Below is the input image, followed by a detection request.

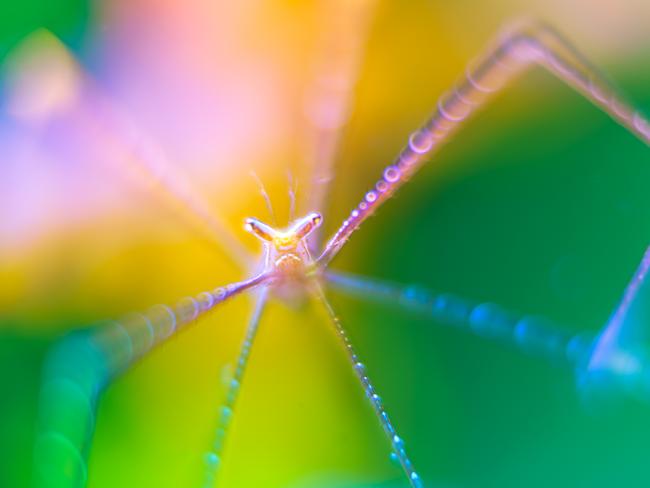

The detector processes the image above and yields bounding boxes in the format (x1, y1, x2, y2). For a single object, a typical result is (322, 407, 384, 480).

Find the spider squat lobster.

(34, 20, 650, 488)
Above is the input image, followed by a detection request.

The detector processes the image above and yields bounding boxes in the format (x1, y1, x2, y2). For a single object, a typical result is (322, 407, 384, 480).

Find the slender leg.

(299, 0, 377, 252)
(96, 272, 271, 377)
(10, 31, 252, 268)
(584, 244, 650, 401)
(324, 270, 594, 367)
(202, 287, 269, 488)
(33, 272, 270, 488)
(326, 259, 650, 405)
(81, 87, 253, 269)
(318, 20, 650, 266)
(311, 281, 423, 488)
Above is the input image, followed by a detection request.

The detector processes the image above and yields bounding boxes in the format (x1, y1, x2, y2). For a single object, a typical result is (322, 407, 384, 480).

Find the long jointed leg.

(324, 270, 594, 367)
(584, 244, 650, 400)
(33, 273, 269, 488)
(318, 20, 650, 266)
(311, 282, 423, 488)
(300, 0, 377, 252)
(202, 287, 269, 488)
(104, 272, 271, 377)
(11, 33, 252, 269)
(83, 94, 253, 269)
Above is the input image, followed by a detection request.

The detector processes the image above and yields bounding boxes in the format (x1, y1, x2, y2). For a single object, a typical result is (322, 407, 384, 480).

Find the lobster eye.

(244, 217, 275, 242)
(294, 212, 323, 240)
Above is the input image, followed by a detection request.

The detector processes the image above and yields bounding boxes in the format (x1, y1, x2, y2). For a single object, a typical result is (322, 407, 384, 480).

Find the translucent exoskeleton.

(34, 18, 650, 488)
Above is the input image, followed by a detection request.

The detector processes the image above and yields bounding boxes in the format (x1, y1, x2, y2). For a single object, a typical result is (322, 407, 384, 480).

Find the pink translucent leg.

(318, 20, 650, 266)
(33, 272, 270, 488)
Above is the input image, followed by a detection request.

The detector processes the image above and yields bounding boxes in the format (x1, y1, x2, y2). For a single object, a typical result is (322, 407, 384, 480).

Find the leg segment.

(318, 20, 650, 266)
(324, 270, 594, 367)
(202, 287, 269, 488)
(9, 32, 252, 268)
(311, 281, 423, 488)
(583, 244, 650, 402)
(82, 87, 253, 269)
(299, 0, 377, 252)
(33, 272, 270, 488)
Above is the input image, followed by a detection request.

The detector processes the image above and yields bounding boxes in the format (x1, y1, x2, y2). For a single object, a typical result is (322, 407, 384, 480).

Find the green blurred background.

(2, 0, 650, 487)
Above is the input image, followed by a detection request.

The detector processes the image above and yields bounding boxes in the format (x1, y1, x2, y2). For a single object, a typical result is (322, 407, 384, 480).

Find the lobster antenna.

(250, 170, 277, 225)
